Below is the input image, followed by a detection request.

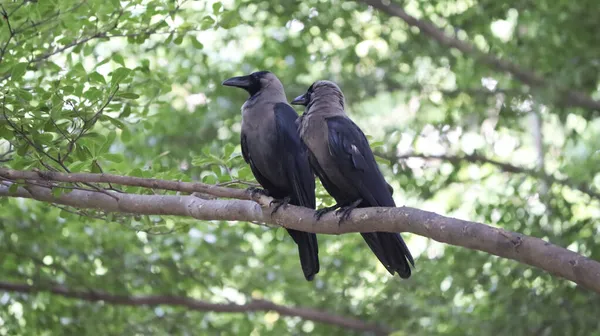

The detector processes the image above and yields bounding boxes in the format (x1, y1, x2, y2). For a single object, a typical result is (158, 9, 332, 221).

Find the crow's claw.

(246, 187, 269, 199)
(270, 196, 291, 215)
(335, 199, 363, 224)
(314, 204, 341, 220)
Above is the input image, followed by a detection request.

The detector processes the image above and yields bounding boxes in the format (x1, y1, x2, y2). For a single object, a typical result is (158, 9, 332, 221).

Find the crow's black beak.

(291, 93, 308, 106)
(222, 75, 252, 89)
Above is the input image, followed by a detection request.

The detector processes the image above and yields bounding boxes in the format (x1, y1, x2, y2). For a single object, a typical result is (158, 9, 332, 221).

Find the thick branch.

(1, 179, 599, 295)
(359, 0, 600, 111)
(385, 153, 600, 200)
(0, 280, 389, 335)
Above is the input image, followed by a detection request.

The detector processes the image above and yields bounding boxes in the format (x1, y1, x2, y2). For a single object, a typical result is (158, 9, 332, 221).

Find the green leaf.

(89, 72, 106, 84)
(191, 156, 209, 166)
(129, 168, 144, 177)
(72, 43, 84, 53)
(83, 132, 107, 149)
(34, 132, 55, 144)
(237, 166, 252, 180)
(120, 105, 132, 118)
(58, 210, 70, 219)
(371, 141, 384, 149)
(104, 116, 126, 130)
(121, 126, 131, 143)
(68, 160, 89, 172)
(223, 143, 236, 160)
(202, 172, 218, 184)
(374, 155, 390, 165)
(113, 54, 125, 66)
(103, 153, 123, 163)
(219, 11, 239, 29)
(11, 63, 28, 80)
(212, 2, 222, 12)
(164, 32, 174, 44)
(46, 62, 62, 72)
(99, 130, 117, 154)
(75, 145, 92, 161)
(83, 88, 103, 101)
(8, 183, 19, 194)
(190, 37, 204, 49)
(62, 85, 75, 94)
(173, 35, 184, 45)
(95, 57, 111, 68)
(0, 125, 12, 140)
(201, 16, 216, 30)
(90, 160, 102, 173)
(52, 187, 64, 198)
(71, 63, 87, 76)
(15, 89, 33, 102)
(111, 67, 132, 86)
(16, 144, 29, 156)
(117, 92, 140, 99)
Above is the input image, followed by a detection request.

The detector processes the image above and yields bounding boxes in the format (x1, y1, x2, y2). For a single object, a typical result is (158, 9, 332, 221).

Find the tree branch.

(359, 0, 600, 111)
(385, 82, 521, 99)
(0, 1, 195, 82)
(0, 167, 250, 200)
(1, 170, 599, 295)
(383, 152, 600, 200)
(0, 280, 390, 335)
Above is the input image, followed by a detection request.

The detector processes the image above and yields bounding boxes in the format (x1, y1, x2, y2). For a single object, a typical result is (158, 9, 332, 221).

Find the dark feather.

(241, 133, 279, 193)
(325, 116, 414, 278)
(242, 102, 320, 280)
(326, 116, 394, 207)
(228, 71, 319, 281)
(274, 103, 316, 209)
(273, 103, 320, 280)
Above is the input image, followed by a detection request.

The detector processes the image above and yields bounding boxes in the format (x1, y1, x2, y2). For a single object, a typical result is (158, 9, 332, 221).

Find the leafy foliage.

(0, 0, 599, 335)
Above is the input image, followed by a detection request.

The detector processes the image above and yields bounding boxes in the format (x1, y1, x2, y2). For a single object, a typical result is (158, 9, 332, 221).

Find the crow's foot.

(246, 187, 269, 199)
(314, 204, 341, 220)
(335, 199, 363, 224)
(270, 196, 292, 215)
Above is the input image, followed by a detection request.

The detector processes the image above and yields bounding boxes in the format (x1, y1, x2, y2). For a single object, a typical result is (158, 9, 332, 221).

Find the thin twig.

(381, 152, 600, 200)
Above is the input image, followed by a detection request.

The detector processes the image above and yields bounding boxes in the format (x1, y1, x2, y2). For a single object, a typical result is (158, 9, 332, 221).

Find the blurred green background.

(1, 0, 599, 334)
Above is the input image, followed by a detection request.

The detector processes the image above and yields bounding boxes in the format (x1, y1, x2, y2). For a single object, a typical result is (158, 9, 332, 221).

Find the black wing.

(326, 116, 394, 207)
(274, 103, 316, 209)
(241, 133, 279, 194)
(326, 116, 414, 278)
(273, 103, 319, 280)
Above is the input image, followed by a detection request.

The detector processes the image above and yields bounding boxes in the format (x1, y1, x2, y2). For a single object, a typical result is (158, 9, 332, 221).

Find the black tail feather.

(361, 232, 414, 278)
(286, 228, 320, 281)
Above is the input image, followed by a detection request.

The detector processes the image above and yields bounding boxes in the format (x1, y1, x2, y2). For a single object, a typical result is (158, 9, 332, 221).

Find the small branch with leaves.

(0, 280, 390, 335)
(377, 152, 600, 200)
(359, 0, 600, 112)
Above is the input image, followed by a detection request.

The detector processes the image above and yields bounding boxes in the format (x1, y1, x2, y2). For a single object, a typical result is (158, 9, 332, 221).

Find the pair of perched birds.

(223, 71, 414, 281)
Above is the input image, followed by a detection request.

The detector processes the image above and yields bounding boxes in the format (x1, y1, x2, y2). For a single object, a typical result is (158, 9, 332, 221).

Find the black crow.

(223, 71, 320, 280)
(291, 80, 414, 278)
